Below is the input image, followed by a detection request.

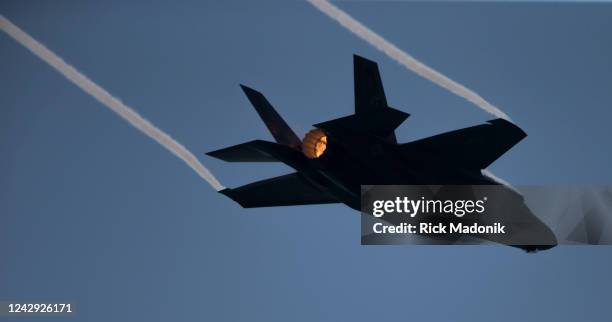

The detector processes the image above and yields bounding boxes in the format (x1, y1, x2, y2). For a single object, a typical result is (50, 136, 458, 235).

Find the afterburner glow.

(302, 129, 327, 159)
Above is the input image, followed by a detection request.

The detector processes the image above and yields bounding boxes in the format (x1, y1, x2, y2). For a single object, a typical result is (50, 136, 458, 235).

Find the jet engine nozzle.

(302, 129, 327, 159)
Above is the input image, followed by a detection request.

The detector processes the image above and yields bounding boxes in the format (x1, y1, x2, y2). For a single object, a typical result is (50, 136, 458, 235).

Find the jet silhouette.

(207, 55, 557, 251)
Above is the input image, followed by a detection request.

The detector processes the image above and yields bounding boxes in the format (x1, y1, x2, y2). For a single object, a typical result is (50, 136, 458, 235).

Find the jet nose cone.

(518, 243, 557, 253)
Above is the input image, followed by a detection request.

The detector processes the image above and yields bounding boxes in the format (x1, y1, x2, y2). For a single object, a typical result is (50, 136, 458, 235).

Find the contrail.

(306, 0, 512, 121)
(0, 15, 225, 191)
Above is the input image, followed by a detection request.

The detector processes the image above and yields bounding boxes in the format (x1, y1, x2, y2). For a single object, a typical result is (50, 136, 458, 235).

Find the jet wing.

(220, 172, 338, 208)
(401, 119, 526, 169)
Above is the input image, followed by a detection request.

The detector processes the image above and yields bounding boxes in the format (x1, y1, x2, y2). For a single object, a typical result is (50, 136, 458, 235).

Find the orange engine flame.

(302, 129, 327, 159)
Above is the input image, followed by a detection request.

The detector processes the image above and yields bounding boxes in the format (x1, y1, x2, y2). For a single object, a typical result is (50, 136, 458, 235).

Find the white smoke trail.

(0, 15, 225, 191)
(306, 0, 512, 122)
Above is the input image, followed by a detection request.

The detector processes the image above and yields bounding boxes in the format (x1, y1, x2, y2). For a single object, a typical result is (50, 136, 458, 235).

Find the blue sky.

(1, 1, 612, 321)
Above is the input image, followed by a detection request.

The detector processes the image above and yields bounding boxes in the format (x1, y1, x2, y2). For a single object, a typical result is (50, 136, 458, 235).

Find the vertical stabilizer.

(353, 55, 398, 143)
(354, 54, 388, 114)
(240, 84, 302, 149)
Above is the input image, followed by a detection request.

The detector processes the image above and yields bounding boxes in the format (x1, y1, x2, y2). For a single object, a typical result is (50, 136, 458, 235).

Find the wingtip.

(218, 188, 249, 208)
(219, 187, 238, 201)
(487, 118, 527, 139)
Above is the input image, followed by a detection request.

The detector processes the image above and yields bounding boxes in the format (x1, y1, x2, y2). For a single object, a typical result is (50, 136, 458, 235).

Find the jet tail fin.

(354, 54, 388, 114)
(240, 85, 302, 149)
(352, 55, 405, 143)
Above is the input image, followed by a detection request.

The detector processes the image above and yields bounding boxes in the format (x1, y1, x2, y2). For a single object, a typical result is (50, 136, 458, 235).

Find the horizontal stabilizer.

(220, 172, 338, 208)
(206, 140, 280, 162)
(207, 140, 309, 171)
(401, 119, 526, 169)
(314, 107, 409, 139)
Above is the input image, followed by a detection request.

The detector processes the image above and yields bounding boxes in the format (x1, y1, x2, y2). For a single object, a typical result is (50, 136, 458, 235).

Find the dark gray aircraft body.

(208, 55, 557, 251)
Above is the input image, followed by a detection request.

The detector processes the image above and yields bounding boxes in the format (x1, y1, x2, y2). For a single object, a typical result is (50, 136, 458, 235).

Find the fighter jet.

(207, 55, 557, 251)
